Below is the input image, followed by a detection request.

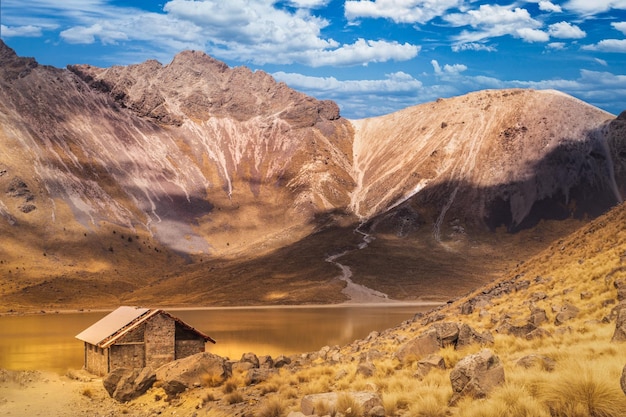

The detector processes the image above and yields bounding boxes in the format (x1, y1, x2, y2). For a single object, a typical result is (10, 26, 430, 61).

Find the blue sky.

(1, 1, 625, 119)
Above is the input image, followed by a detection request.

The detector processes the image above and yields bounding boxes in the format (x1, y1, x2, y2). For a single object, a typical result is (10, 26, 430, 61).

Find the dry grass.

(255, 396, 288, 417)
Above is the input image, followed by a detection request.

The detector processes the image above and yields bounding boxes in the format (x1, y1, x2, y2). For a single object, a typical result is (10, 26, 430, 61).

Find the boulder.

(356, 362, 376, 378)
(431, 322, 460, 346)
(496, 320, 537, 338)
(612, 307, 626, 342)
(156, 352, 230, 397)
(301, 392, 383, 416)
(395, 329, 440, 363)
(615, 278, 626, 302)
(415, 354, 446, 378)
(245, 368, 276, 385)
(240, 352, 260, 368)
(449, 349, 505, 405)
(621, 365, 626, 395)
(528, 308, 548, 326)
(457, 323, 494, 348)
(516, 354, 556, 371)
(274, 355, 292, 368)
(103, 367, 156, 402)
(555, 303, 579, 325)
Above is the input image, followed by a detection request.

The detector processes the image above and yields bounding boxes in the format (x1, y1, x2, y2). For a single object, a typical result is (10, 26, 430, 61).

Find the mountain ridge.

(0, 40, 624, 310)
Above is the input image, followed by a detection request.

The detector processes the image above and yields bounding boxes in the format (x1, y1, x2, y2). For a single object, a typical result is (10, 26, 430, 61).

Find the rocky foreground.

(2, 203, 626, 416)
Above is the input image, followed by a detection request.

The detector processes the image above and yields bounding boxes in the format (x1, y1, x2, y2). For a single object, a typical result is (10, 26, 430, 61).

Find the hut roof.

(75, 306, 215, 348)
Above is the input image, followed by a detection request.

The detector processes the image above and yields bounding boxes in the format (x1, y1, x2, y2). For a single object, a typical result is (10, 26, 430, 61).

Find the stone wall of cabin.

(84, 343, 109, 376)
(108, 323, 146, 371)
(144, 313, 175, 369)
(174, 324, 206, 359)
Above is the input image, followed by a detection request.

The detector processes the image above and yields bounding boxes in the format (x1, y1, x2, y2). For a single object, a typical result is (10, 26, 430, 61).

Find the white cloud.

(446, 5, 547, 43)
(297, 39, 420, 67)
(431, 59, 467, 75)
(161, 0, 418, 66)
(60, 23, 128, 45)
(582, 39, 626, 53)
(564, 0, 626, 16)
(0, 24, 43, 37)
(516, 28, 550, 42)
(538, 1, 562, 13)
(451, 42, 497, 52)
(286, 0, 331, 8)
(612, 22, 626, 35)
(546, 42, 566, 50)
(345, 0, 464, 24)
(594, 58, 608, 66)
(273, 70, 423, 93)
(548, 21, 586, 39)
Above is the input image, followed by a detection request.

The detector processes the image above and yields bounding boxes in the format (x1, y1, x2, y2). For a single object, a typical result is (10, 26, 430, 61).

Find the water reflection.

(0, 304, 435, 373)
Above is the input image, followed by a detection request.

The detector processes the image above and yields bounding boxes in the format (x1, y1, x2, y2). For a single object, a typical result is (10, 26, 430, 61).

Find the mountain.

(0, 40, 624, 311)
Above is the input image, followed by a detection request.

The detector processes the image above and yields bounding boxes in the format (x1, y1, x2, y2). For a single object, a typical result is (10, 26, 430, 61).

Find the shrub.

(256, 396, 287, 417)
(225, 391, 244, 405)
(539, 365, 626, 417)
(336, 393, 364, 417)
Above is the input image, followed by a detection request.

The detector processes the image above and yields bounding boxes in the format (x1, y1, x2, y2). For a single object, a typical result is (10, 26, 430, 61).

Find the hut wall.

(144, 313, 175, 369)
(174, 324, 205, 359)
(84, 343, 109, 376)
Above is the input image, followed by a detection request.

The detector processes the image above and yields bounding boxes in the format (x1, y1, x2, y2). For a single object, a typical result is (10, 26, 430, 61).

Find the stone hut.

(76, 306, 215, 376)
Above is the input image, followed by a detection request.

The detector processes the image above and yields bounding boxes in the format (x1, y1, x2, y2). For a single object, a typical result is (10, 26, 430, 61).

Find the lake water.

(0, 304, 437, 373)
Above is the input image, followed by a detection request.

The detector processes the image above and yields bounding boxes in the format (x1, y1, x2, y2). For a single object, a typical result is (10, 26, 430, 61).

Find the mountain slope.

(0, 40, 624, 311)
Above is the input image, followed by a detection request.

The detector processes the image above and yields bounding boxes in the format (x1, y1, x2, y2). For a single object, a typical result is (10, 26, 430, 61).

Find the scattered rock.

(516, 354, 556, 371)
(395, 329, 440, 363)
(356, 362, 376, 378)
(103, 367, 156, 402)
(457, 323, 494, 348)
(528, 308, 548, 326)
(612, 307, 626, 342)
(240, 352, 260, 368)
(555, 303, 580, 325)
(156, 352, 230, 397)
(449, 349, 505, 405)
(415, 354, 446, 379)
(300, 392, 383, 416)
(274, 355, 292, 368)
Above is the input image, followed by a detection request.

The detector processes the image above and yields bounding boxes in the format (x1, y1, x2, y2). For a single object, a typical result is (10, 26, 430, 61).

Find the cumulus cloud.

(297, 39, 420, 67)
(160, 0, 419, 66)
(0, 24, 43, 37)
(446, 5, 547, 43)
(548, 21, 586, 39)
(431, 59, 468, 75)
(60, 24, 128, 45)
(273, 70, 423, 93)
(345, 0, 464, 24)
(564, 0, 626, 15)
(582, 39, 626, 52)
(546, 42, 566, 50)
(538, 1, 562, 13)
(612, 22, 626, 35)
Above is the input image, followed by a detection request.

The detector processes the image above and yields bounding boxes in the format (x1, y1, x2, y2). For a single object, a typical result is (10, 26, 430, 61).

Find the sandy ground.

(0, 368, 209, 417)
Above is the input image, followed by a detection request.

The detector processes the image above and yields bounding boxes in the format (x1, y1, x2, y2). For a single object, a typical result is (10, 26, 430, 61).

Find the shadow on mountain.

(368, 122, 626, 236)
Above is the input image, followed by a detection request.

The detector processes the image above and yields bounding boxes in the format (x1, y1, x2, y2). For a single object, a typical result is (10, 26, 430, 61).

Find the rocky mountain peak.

(69, 50, 341, 127)
(0, 40, 38, 81)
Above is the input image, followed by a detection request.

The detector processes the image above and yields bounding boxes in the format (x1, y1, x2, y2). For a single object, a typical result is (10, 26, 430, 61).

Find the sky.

(1, 1, 625, 119)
